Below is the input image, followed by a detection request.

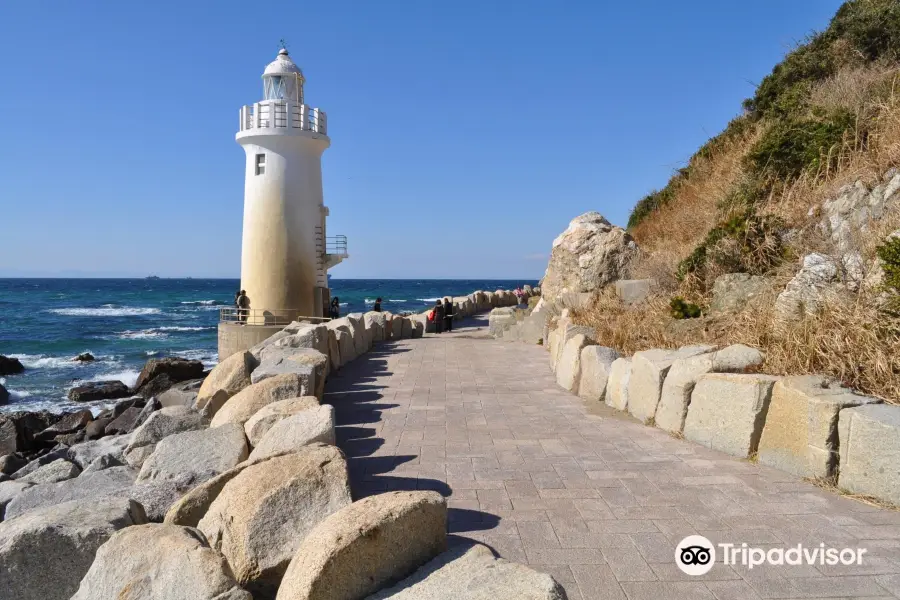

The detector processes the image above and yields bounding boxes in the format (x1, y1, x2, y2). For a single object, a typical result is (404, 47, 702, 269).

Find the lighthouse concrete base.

(217, 322, 285, 362)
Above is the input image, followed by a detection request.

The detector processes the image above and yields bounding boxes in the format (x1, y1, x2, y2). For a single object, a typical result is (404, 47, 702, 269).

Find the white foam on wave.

(417, 298, 441, 303)
(82, 369, 140, 388)
(173, 349, 218, 368)
(49, 307, 161, 317)
(180, 300, 218, 305)
(388, 299, 407, 303)
(8, 353, 90, 370)
(158, 326, 214, 332)
(118, 330, 168, 340)
(8, 389, 32, 399)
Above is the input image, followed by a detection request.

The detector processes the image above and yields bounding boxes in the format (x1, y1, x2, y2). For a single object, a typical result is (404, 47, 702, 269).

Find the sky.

(0, 0, 846, 279)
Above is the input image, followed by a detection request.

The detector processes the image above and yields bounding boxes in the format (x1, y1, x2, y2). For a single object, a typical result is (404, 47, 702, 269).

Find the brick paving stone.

(327, 314, 900, 598)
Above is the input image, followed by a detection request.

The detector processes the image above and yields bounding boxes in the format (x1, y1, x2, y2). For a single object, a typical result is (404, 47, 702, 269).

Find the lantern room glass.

(263, 74, 303, 104)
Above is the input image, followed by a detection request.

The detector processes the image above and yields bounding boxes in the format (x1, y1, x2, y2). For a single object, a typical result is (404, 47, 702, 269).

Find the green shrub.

(876, 235, 900, 312)
(745, 108, 857, 180)
(628, 185, 677, 229)
(676, 211, 785, 281)
(670, 296, 702, 319)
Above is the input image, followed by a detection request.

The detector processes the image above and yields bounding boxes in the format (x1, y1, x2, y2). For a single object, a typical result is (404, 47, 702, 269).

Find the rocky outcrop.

(134, 357, 205, 392)
(196, 350, 257, 411)
(72, 352, 95, 362)
(838, 404, 900, 504)
(158, 378, 204, 408)
(369, 544, 566, 600)
(244, 396, 320, 447)
(710, 273, 772, 314)
(70, 523, 251, 600)
(16, 459, 81, 485)
(277, 491, 447, 600)
(758, 376, 879, 478)
(773, 253, 841, 324)
(34, 409, 93, 442)
(5, 466, 136, 520)
(540, 212, 639, 303)
(210, 373, 307, 428)
(0, 383, 9, 405)
(0, 497, 147, 600)
(67, 380, 131, 403)
(0, 355, 25, 375)
(248, 405, 335, 462)
(683, 373, 780, 458)
(136, 423, 248, 484)
(0, 480, 32, 519)
(199, 445, 352, 597)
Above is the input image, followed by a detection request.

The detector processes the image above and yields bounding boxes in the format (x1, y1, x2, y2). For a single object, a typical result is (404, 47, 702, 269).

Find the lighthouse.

(219, 47, 347, 360)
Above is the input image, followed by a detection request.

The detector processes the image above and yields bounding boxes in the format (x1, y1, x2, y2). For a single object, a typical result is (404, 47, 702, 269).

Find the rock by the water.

(277, 491, 447, 600)
(136, 372, 178, 399)
(0, 480, 32, 519)
(72, 352, 95, 362)
(5, 466, 137, 520)
(199, 445, 352, 597)
(84, 417, 112, 440)
(66, 434, 130, 469)
(0, 497, 147, 600)
(244, 396, 320, 446)
(35, 409, 93, 441)
(124, 405, 208, 469)
(540, 212, 639, 302)
(0, 383, 8, 405)
(0, 411, 62, 455)
(248, 404, 335, 462)
(134, 357, 204, 392)
(368, 543, 566, 600)
(103, 406, 143, 435)
(82, 452, 124, 473)
(10, 449, 69, 480)
(68, 380, 130, 403)
(127, 474, 197, 522)
(136, 423, 248, 484)
(158, 377, 204, 408)
(0, 454, 28, 475)
(0, 355, 25, 375)
(70, 523, 251, 600)
(210, 373, 306, 428)
(197, 351, 257, 410)
(252, 346, 327, 399)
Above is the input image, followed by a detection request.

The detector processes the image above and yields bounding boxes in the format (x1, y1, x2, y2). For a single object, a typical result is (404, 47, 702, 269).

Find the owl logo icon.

(676, 535, 715, 575)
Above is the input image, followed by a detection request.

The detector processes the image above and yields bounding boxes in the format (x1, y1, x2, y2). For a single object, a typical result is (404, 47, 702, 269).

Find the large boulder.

(244, 396, 320, 446)
(16, 459, 81, 485)
(158, 378, 204, 408)
(276, 491, 447, 600)
(758, 376, 879, 479)
(196, 351, 257, 411)
(710, 273, 771, 314)
(66, 434, 130, 469)
(345, 313, 368, 356)
(555, 334, 593, 393)
(0, 480, 32, 519)
(199, 445, 352, 597)
(0, 355, 25, 376)
(838, 404, 900, 504)
(0, 382, 7, 405)
(654, 344, 765, 435)
(11, 449, 70, 480)
(369, 543, 566, 600)
(5, 466, 137, 520)
(773, 253, 841, 325)
(210, 373, 307, 428)
(124, 405, 209, 469)
(248, 405, 335, 462)
(35, 409, 93, 442)
(0, 497, 147, 600)
(134, 357, 205, 392)
(540, 212, 639, 303)
(577, 346, 621, 402)
(683, 373, 780, 458)
(627, 345, 716, 424)
(488, 308, 517, 338)
(605, 357, 632, 411)
(67, 380, 130, 403)
(0, 411, 60, 455)
(252, 347, 327, 399)
(364, 311, 388, 343)
(127, 475, 197, 522)
(70, 523, 252, 600)
(325, 323, 356, 370)
(137, 423, 248, 484)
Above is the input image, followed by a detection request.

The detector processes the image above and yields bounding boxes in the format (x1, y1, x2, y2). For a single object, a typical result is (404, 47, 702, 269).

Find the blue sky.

(0, 1, 844, 279)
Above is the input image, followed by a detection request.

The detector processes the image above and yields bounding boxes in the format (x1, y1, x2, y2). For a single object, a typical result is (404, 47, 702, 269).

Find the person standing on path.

(329, 297, 340, 319)
(433, 299, 445, 334)
(237, 290, 250, 323)
(442, 298, 454, 333)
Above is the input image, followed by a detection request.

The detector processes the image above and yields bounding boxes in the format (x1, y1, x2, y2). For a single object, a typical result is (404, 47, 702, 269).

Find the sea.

(0, 278, 537, 414)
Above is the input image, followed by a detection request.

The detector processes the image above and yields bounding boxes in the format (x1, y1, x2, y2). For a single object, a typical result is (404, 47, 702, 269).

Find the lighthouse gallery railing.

(239, 101, 327, 135)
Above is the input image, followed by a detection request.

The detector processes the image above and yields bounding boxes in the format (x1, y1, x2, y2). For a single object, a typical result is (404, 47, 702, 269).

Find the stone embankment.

(489, 208, 900, 509)
(0, 286, 559, 600)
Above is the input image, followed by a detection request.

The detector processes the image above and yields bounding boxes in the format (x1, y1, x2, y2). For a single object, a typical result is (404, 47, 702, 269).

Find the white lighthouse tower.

(219, 47, 347, 360)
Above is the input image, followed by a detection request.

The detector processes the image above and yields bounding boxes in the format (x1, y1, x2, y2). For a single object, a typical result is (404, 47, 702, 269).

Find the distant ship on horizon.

(146, 275, 160, 280)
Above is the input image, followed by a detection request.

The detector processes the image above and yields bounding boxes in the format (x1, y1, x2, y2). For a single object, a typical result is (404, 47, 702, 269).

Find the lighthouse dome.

(264, 48, 304, 78)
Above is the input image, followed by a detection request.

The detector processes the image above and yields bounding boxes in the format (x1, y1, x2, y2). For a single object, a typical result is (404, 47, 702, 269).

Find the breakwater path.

(326, 314, 900, 600)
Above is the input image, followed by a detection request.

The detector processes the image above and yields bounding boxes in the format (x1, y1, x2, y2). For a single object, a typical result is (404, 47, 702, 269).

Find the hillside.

(574, 0, 900, 402)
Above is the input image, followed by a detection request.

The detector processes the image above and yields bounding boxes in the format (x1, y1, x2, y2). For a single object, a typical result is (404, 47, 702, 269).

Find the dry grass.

(806, 475, 900, 511)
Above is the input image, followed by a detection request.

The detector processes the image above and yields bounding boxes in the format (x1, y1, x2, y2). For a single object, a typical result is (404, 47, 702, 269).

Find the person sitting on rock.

(442, 298, 454, 333)
(373, 298, 383, 312)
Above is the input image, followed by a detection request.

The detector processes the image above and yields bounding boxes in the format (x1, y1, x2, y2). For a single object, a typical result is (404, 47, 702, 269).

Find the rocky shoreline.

(0, 286, 557, 600)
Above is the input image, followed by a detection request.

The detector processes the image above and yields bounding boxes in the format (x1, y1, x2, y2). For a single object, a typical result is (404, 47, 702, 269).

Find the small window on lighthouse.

(255, 154, 266, 175)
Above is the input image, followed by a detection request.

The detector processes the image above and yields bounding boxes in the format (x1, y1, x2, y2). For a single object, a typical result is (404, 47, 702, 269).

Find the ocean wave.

(158, 326, 214, 332)
(118, 330, 168, 340)
(7, 389, 31, 399)
(364, 299, 375, 305)
(83, 370, 140, 388)
(388, 300, 407, 303)
(417, 298, 441, 303)
(8, 353, 92, 370)
(180, 300, 219, 305)
(172, 349, 218, 368)
(49, 307, 162, 317)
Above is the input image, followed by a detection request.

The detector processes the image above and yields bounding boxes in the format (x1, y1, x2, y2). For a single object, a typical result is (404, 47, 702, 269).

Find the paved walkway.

(325, 315, 900, 600)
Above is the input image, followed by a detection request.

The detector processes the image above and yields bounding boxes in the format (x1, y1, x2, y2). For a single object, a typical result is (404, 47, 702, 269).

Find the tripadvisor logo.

(675, 535, 868, 576)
